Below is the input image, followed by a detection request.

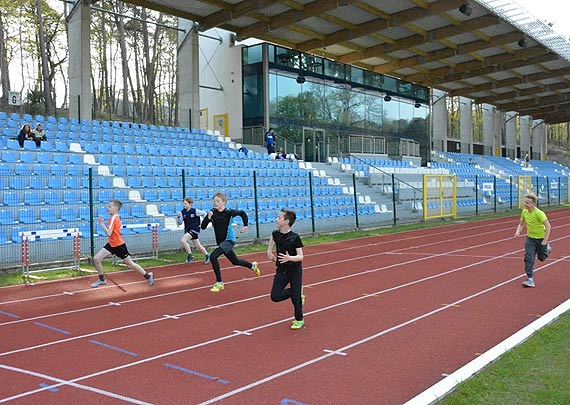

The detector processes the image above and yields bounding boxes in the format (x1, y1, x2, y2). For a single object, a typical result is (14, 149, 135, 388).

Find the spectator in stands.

(31, 123, 47, 147)
(18, 124, 33, 148)
(267, 208, 306, 330)
(276, 147, 287, 160)
(265, 127, 276, 154)
(513, 192, 551, 288)
(176, 197, 210, 264)
(200, 192, 260, 292)
(90, 199, 154, 288)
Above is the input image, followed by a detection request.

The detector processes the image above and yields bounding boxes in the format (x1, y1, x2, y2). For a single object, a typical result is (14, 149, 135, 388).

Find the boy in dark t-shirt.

(201, 192, 261, 292)
(267, 209, 305, 330)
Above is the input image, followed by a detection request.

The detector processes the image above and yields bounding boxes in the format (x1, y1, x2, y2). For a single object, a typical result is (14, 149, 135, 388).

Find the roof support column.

(431, 90, 447, 152)
(505, 112, 517, 160)
(532, 121, 546, 160)
(177, 19, 200, 129)
(67, 0, 92, 121)
(493, 109, 503, 156)
(520, 116, 531, 158)
(459, 97, 472, 154)
(482, 104, 495, 155)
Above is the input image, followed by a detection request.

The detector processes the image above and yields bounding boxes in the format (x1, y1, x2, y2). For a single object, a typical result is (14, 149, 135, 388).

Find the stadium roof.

(123, 0, 570, 124)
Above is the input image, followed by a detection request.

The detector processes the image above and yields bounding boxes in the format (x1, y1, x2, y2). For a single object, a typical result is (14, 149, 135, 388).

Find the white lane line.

(0, 223, 540, 328)
(4, 232, 570, 357)
(0, 215, 541, 307)
(0, 364, 152, 404)
(3, 255, 566, 403)
(198, 257, 569, 405)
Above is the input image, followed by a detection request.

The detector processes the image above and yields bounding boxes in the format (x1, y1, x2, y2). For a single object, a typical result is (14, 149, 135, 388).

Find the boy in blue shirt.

(176, 197, 210, 264)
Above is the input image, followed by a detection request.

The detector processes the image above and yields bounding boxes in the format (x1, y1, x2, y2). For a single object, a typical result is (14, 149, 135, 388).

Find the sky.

(511, 0, 570, 38)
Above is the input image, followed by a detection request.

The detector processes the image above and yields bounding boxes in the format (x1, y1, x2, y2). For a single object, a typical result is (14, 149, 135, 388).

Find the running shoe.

(186, 254, 194, 263)
(147, 272, 155, 287)
(522, 279, 535, 288)
(91, 279, 107, 288)
(290, 320, 305, 330)
(204, 254, 211, 265)
(251, 261, 261, 276)
(210, 282, 225, 292)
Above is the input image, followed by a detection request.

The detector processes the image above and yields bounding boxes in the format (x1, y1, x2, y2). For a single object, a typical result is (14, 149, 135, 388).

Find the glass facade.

(243, 43, 431, 164)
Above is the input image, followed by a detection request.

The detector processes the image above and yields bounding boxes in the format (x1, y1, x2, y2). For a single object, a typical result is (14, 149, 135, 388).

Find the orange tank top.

(108, 214, 125, 247)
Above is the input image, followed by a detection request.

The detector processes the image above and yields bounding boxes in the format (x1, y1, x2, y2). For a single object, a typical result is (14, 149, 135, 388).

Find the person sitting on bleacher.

(18, 123, 34, 148)
(31, 123, 47, 147)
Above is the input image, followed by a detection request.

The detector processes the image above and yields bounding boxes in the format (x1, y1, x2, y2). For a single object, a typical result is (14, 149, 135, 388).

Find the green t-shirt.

(521, 208, 548, 238)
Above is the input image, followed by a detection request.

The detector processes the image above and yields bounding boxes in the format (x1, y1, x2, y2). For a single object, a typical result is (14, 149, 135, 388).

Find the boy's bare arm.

(542, 219, 551, 244)
(267, 235, 276, 261)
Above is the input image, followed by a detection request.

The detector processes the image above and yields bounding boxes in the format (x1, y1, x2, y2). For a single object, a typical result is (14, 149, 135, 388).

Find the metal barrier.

(119, 223, 160, 261)
(20, 228, 81, 279)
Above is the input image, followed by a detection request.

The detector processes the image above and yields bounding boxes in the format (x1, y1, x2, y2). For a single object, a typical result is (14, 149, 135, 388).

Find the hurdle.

(20, 228, 81, 279)
(118, 223, 160, 261)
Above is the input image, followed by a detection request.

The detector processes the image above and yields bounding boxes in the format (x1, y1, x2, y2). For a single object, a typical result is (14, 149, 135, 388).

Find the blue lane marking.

(33, 322, 71, 335)
(0, 310, 20, 319)
(89, 340, 138, 356)
(164, 363, 229, 384)
(39, 383, 59, 393)
(281, 399, 308, 405)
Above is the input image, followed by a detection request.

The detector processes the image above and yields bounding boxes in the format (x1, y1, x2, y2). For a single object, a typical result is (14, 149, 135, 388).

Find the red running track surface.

(1, 209, 569, 404)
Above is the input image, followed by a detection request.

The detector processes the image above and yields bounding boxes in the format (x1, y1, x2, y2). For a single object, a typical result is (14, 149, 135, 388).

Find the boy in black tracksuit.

(201, 192, 261, 292)
(267, 209, 305, 330)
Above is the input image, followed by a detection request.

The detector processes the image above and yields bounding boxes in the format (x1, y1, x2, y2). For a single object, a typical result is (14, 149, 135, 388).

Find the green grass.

(1, 207, 568, 404)
(439, 311, 570, 404)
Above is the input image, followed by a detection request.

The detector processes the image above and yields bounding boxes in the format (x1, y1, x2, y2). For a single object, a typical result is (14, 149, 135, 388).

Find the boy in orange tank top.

(91, 200, 154, 288)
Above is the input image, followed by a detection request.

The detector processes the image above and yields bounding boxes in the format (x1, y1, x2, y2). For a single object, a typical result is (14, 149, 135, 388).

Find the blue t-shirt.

(179, 207, 206, 234)
(265, 131, 274, 146)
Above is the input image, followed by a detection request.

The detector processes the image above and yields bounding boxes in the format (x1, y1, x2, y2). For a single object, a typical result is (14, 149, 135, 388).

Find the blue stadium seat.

(60, 206, 77, 222)
(18, 208, 38, 224)
(0, 229, 10, 245)
(62, 190, 78, 204)
(15, 164, 31, 176)
(24, 191, 43, 206)
(9, 177, 26, 190)
(47, 177, 63, 189)
(159, 203, 176, 216)
(1, 150, 18, 163)
(97, 190, 112, 203)
(40, 207, 61, 223)
(79, 206, 91, 220)
(143, 190, 158, 201)
(2, 191, 21, 206)
(19, 151, 35, 163)
(12, 227, 26, 243)
(0, 210, 16, 225)
(130, 205, 145, 218)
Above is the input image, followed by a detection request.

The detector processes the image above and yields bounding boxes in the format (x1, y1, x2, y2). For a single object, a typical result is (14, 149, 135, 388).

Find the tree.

(0, 10, 11, 102)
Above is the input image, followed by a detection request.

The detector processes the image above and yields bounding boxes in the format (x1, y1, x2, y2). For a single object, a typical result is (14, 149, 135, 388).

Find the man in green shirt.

(514, 193, 551, 288)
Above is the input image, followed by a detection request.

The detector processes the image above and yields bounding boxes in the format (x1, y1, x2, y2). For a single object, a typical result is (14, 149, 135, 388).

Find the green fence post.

(309, 171, 315, 234)
(253, 171, 259, 239)
(391, 174, 397, 226)
(352, 172, 359, 229)
(88, 167, 95, 261)
(182, 169, 186, 199)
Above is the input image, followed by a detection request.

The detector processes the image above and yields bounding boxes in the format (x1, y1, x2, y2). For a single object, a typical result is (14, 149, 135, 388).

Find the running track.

(1, 210, 569, 404)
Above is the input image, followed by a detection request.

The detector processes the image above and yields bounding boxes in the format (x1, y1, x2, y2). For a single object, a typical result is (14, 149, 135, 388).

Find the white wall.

(199, 29, 243, 140)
